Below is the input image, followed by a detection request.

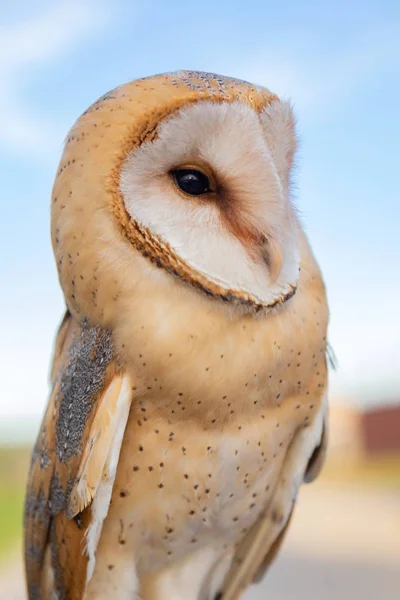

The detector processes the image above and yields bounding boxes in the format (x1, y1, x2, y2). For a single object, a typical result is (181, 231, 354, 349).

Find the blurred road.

(2, 482, 399, 600)
(245, 481, 400, 600)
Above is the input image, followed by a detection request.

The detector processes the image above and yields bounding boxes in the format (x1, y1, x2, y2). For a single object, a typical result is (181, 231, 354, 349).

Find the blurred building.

(328, 400, 400, 460)
(360, 404, 400, 456)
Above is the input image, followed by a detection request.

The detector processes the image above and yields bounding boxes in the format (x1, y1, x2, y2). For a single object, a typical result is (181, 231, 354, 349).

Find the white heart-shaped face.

(120, 100, 300, 307)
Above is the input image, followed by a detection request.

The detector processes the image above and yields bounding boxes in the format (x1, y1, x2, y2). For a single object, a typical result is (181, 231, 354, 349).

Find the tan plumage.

(24, 70, 329, 600)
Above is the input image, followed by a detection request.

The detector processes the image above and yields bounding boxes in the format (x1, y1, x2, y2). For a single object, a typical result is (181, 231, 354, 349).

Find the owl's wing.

(220, 396, 328, 600)
(24, 311, 133, 600)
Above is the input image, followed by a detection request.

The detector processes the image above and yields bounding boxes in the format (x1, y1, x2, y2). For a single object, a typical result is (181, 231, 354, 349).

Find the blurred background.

(0, 1, 399, 598)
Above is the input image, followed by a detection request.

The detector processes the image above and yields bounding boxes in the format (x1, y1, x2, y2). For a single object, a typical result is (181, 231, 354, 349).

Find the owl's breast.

(99, 381, 318, 574)
(103, 261, 328, 571)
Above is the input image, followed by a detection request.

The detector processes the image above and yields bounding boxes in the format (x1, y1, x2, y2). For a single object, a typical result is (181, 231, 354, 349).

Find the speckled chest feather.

(102, 260, 327, 575)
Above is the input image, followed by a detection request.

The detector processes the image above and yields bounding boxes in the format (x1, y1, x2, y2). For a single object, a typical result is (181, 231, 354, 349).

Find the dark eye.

(172, 169, 211, 196)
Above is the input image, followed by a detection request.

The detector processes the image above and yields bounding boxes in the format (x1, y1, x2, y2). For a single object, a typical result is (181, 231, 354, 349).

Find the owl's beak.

(257, 235, 283, 286)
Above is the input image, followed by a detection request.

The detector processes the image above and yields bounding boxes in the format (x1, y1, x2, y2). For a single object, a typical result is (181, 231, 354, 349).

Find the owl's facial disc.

(119, 100, 300, 310)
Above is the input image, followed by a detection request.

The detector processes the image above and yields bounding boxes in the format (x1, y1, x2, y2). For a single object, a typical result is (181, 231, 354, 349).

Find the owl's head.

(52, 71, 301, 324)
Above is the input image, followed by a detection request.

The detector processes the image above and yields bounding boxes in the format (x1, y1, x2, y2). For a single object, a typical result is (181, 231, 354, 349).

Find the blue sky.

(1, 0, 399, 437)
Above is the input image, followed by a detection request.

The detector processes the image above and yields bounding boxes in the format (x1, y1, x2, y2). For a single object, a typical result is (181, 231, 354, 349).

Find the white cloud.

(0, 1, 112, 155)
(235, 23, 400, 122)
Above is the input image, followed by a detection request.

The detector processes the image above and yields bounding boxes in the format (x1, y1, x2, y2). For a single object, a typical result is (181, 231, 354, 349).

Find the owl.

(24, 70, 329, 600)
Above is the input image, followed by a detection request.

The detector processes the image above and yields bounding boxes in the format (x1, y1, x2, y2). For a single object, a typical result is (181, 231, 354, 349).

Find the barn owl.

(24, 70, 329, 600)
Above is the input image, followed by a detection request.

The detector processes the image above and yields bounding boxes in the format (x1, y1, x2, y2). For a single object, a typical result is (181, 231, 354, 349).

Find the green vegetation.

(0, 446, 30, 557)
(0, 488, 25, 556)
